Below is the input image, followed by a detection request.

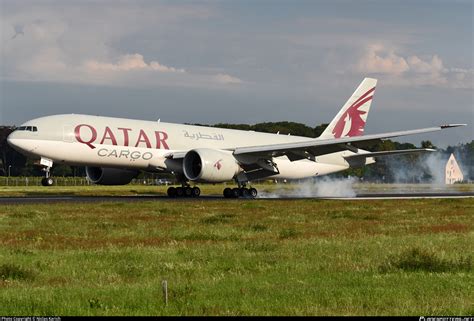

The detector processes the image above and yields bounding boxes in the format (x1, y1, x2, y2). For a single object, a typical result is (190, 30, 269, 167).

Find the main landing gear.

(167, 185, 201, 198)
(165, 176, 257, 199)
(223, 186, 258, 199)
(165, 184, 258, 199)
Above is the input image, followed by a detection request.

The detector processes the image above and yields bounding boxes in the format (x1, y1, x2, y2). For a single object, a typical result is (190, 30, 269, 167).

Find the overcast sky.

(0, 0, 472, 147)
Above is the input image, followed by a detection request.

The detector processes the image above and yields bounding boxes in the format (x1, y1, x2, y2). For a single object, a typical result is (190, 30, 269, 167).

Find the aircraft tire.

(41, 177, 54, 186)
(184, 186, 193, 197)
(176, 187, 184, 197)
(241, 188, 250, 198)
(231, 188, 241, 198)
(192, 187, 201, 197)
(249, 188, 258, 198)
(223, 188, 232, 198)
(167, 187, 177, 198)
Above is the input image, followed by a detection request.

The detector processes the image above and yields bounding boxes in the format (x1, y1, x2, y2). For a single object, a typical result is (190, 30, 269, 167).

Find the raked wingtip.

(440, 124, 467, 129)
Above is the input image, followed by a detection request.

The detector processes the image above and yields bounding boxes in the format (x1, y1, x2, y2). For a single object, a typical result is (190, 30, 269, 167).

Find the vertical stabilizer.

(320, 78, 377, 139)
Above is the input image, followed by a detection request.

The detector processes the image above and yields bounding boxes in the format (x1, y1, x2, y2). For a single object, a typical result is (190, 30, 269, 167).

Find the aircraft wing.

(233, 124, 465, 160)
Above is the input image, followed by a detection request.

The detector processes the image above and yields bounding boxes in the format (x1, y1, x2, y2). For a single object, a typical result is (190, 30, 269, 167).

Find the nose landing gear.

(39, 157, 54, 186)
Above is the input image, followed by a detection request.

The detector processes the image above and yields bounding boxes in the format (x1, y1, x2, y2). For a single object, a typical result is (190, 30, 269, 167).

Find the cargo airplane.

(7, 78, 465, 198)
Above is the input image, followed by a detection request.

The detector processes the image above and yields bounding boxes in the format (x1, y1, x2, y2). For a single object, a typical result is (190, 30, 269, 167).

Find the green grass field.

(0, 190, 472, 315)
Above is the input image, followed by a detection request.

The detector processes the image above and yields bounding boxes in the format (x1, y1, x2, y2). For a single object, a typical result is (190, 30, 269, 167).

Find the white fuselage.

(7, 114, 369, 180)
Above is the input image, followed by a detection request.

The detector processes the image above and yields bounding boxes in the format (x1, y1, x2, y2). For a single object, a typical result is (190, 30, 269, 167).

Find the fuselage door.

(63, 125, 74, 143)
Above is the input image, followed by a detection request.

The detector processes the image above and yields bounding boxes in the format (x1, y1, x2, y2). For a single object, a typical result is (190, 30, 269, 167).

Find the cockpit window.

(16, 126, 37, 132)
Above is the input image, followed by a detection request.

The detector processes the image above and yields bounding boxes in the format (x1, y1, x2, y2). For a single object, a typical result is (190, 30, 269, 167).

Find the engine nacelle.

(85, 166, 138, 185)
(183, 149, 240, 183)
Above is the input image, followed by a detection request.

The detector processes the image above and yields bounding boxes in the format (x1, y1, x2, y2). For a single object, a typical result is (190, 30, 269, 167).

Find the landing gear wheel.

(231, 188, 241, 198)
(223, 188, 232, 198)
(41, 177, 54, 186)
(176, 187, 184, 197)
(184, 186, 193, 197)
(191, 187, 201, 197)
(249, 188, 258, 198)
(167, 187, 177, 198)
(241, 188, 250, 198)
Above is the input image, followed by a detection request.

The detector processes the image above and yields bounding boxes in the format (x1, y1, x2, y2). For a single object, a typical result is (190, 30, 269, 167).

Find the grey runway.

(0, 192, 473, 204)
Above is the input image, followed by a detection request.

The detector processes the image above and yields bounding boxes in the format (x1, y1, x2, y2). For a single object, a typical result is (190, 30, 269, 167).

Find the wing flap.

(344, 148, 436, 161)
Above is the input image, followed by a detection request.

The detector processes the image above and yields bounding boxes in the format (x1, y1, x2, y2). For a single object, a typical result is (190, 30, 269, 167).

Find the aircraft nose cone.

(6, 132, 18, 148)
(6, 132, 37, 154)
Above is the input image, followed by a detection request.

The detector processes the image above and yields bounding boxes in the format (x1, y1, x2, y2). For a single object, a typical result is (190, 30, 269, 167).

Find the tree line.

(1, 123, 472, 182)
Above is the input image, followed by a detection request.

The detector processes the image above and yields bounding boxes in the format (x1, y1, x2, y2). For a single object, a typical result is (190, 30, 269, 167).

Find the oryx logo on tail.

(332, 86, 375, 138)
(319, 77, 377, 140)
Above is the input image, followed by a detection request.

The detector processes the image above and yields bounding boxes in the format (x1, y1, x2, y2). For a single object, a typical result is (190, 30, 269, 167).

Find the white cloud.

(357, 44, 409, 74)
(0, 3, 242, 88)
(213, 73, 242, 84)
(79, 54, 243, 88)
(355, 44, 472, 89)
(84, 54, 185, 73)
(407, 55, 443, 74)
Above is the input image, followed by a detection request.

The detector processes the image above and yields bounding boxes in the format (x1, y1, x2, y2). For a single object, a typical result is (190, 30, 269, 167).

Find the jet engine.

(183, 149, 240, 183)
(85, 166, 138, 185)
